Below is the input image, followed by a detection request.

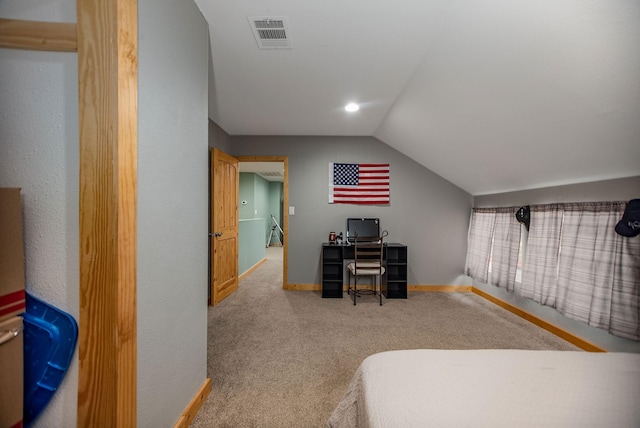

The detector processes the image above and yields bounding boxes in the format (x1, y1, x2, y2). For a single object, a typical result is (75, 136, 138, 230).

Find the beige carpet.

(191, 247, 579, 427)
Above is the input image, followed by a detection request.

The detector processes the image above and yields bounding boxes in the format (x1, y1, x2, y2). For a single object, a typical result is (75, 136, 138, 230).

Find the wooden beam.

(0, 18, 77, 52)
(77, 0, 138, 426)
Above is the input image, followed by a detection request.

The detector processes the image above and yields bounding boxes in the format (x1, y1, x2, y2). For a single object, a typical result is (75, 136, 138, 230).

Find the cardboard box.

(0, 188, 26, 323)
(0, 315, 24, 428)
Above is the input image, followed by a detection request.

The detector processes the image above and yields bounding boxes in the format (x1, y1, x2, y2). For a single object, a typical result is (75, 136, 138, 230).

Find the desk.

(321, 243, 408, 299)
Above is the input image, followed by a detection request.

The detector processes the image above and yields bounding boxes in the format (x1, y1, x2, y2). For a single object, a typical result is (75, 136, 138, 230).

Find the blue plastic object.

(22, 293, 78, 427)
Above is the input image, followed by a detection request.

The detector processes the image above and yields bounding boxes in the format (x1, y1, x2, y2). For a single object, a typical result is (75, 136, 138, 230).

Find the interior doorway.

(236, 156, 288, 289)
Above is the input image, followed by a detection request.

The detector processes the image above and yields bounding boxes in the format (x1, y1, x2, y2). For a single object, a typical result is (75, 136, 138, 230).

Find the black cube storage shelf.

(321, 243, 408, 299)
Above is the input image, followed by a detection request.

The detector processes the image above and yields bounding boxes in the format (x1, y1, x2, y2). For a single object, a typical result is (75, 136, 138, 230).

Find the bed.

(327, 349, 640, 428)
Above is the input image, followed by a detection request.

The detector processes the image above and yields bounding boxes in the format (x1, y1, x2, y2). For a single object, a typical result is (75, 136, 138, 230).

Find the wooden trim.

(77, 0, 138, 426)
(471, 288, 607, 352)
(408, 285, 472, 292)
(239, 258, 267, 281)
(173, 378, 212, 428)
(286, 283, 321, 291)
(282, 157, 289, 289)
(0, 19, 77, 52)
(235, 156, 289, 290)
(235, 156, 286, 162)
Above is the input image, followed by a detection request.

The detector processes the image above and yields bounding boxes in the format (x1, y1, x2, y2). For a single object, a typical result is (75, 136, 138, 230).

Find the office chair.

(346, 235, 385, 305)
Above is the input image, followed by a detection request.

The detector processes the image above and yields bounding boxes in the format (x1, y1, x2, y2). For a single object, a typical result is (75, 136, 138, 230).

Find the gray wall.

(474, 176, 640, 352)
(209, 119, 232, 152)
(475, 176, 640, 206)
(138, 0, 209, 426)
(230, 136, 473, 286)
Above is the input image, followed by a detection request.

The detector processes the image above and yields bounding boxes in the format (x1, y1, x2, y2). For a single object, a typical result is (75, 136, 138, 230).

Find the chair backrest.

(353, 236, 384, 273)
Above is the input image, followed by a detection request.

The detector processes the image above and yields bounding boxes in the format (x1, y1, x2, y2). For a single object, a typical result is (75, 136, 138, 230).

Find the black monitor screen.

(346, 218, 380, 242)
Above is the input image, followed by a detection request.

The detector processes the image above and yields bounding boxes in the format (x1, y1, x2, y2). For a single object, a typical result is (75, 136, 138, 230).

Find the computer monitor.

(346, 218, 380, 243)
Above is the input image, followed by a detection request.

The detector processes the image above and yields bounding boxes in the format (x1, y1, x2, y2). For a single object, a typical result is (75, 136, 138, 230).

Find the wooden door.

(210, 148, 239, 305)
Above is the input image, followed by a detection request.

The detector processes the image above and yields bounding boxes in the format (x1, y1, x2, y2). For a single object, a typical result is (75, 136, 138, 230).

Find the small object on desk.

(329, 232, 336, 243)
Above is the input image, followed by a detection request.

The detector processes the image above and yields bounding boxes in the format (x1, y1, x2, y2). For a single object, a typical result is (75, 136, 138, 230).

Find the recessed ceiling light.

(345, 103, 359, 112)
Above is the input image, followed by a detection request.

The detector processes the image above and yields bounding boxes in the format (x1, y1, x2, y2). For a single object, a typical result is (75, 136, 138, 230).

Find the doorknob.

(214, 232, 222, 237)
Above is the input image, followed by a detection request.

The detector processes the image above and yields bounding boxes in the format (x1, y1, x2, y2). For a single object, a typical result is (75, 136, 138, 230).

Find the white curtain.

(521, 201, 640, 341)
(465, 207, 521, 291)
(521, 204, 564, 306)
(556, 202, 639, 341)
(490, 207, 521, 292)
(465, 209, 495, 284)
(610, 235, 640, 340)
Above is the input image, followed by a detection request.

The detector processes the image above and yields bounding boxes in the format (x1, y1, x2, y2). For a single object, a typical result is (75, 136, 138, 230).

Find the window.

(465, 207, 521, 292)
(521, 202, 639, 341)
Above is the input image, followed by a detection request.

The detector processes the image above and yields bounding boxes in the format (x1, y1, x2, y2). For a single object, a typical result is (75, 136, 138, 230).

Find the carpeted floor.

(190, 247, 579, 427)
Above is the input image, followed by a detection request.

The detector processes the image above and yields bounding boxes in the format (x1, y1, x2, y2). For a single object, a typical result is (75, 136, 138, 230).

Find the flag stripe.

(329, 162, 390, 205)
(332, 186, 389, 190)
(332, 195, 389, 199)
(332, 190, 390, 195)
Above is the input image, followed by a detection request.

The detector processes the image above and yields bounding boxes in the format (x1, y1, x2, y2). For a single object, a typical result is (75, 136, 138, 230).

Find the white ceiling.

(196, 0, 640, 195)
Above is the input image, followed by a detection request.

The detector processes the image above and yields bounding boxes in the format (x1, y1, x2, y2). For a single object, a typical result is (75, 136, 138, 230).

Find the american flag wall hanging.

(328, 162, 390, 205)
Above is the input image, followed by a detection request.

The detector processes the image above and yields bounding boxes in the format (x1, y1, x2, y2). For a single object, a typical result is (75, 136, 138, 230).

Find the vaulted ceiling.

(195, 0, 640, 195)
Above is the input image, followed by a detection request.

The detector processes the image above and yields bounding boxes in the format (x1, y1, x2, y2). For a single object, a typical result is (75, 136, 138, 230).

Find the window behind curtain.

(490, 207, 522, 292)
(521, 204, 564, 306)
(521, 201, 640, 341)
(465, 209, 495, 284)
(465, 207, 521, 291)
(557, 202, 639, 341)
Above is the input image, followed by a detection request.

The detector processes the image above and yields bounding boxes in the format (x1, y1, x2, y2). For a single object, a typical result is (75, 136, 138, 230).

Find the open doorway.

(236, 156, 288, 289)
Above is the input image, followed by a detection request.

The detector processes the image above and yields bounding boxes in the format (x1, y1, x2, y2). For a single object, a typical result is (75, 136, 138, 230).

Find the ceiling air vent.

(248, 16, 292, 49)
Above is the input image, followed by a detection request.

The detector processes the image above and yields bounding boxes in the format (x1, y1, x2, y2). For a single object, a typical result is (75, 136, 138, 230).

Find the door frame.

(236, 156, 288, 289)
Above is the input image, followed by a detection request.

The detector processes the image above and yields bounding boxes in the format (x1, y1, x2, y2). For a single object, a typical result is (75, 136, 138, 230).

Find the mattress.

(327, 349, 640, 428)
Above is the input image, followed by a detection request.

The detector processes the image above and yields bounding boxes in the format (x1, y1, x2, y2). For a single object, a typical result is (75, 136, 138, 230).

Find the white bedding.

(327, 349, 640, 428)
